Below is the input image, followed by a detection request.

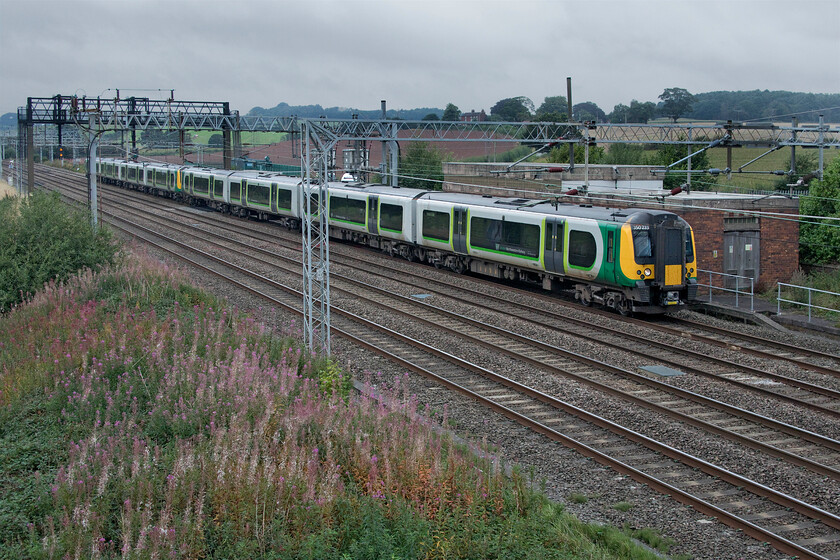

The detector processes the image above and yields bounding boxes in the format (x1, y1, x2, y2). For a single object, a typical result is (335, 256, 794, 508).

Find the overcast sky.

(1, 0, 838, 118)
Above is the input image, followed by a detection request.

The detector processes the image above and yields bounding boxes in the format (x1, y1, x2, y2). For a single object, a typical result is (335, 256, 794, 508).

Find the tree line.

(241, 90, 840, 125)
(450, 89, 840, 124)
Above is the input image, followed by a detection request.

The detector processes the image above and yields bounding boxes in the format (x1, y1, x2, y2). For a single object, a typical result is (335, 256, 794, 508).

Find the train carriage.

(367, 186, 422, 247)
(95, 156, 698, 314)
(324, 182, 423, 259)
(183, 168, 215, 203)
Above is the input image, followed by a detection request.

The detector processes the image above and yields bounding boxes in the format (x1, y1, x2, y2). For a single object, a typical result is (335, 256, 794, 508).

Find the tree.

(651, 140, 714, 190)
(442, 103, 461, 121)
(536, 96, 568, 117)
(602, 143, 646, 165)
(799, 157, 840, 264)
(399, 143, 446, 190)
(519, 112, 574, 148)
(658, 87, 695, 122)
(208, 133, 224, 148)
(490, 97, 533, 122)
(627, 100, 657, 124)
(774, 152, 818, 191)
(608, 104, 630, 123)
(572, 102, 606, 123)
(545, 144, 605, 165)
(141, 129, 179, 147)
(422, 113, 440, 121)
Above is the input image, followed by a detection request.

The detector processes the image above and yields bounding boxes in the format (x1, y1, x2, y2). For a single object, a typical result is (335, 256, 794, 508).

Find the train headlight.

(644, 268, 652, 277)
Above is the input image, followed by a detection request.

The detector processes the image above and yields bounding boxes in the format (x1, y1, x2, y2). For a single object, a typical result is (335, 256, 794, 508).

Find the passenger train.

(96, 158, 699, 315)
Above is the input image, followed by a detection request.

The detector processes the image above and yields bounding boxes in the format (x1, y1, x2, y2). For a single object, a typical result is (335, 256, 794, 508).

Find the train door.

(368, 196, 379, 235)
(657, 226, 686, 287)
(605, 227, 618, 283)
(453, 206, 468, 254)
(543, 218, 564, 274)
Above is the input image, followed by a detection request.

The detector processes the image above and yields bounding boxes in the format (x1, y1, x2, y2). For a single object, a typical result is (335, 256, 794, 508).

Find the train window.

(127, 167, 136, 180)
(330, 196, 366, 224)
(471, 217, 502, 250)
(230, 181, 241, 202)
(276, 188, 292, 210)
(568, 230, 596, 269)
(471, 217, 539, 258)
(380, 203, 403, 232)
(214, 179, 224, 198)
(502, 221, 539, 258)
(155, 170, 167, 187)
(423, 210, 450, 242)
(607, 231, 614, 263)
(247, 183, 270, 206)
(665, 229, 683, 265)
(194, 176, 210, 194)
(685, 229, 694, 262)
(632, 226, 652, 258)
(543, 222, 566, 253)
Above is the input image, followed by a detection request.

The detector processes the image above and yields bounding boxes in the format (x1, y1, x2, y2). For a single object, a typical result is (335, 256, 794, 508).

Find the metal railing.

(776, 283, 840, 322)
(697, 269, 755, 312)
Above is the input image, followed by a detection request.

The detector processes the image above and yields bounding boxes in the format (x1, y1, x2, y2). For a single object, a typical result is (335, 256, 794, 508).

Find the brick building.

(443, 162, 800, 289)
(459, 110, 487, 122)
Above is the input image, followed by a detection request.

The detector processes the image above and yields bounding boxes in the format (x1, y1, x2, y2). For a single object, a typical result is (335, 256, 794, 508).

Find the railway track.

(69, 172, 840, 417)
(32, 165, 840, 559)
(41, 168, 840, 464)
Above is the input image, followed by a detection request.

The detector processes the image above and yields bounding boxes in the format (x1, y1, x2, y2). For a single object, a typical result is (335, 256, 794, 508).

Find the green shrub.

(0, 191, 119, 312)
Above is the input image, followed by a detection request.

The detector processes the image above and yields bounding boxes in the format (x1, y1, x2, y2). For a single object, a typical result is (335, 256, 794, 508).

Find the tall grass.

(771, 268, 840, 325)
(0, 250, 671, 559)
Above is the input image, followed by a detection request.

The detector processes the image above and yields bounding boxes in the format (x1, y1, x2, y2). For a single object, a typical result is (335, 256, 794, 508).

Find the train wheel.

(577, 288, 592, 307)
(450, 260, 466, 274)
(616, 298, 632, 316)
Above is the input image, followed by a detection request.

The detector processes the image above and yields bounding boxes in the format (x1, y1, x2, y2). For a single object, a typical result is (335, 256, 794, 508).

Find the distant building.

(460, 110, 487, 122)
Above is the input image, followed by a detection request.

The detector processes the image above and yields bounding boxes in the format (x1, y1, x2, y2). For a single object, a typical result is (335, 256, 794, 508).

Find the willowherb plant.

(3, 250, 582, 559)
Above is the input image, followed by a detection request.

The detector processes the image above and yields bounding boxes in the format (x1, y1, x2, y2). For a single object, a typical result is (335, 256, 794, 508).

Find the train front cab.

(619, 213, 697, 312)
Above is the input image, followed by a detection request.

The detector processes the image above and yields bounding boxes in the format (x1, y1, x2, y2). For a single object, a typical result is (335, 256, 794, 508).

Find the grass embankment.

(0, 251, 681, 559)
